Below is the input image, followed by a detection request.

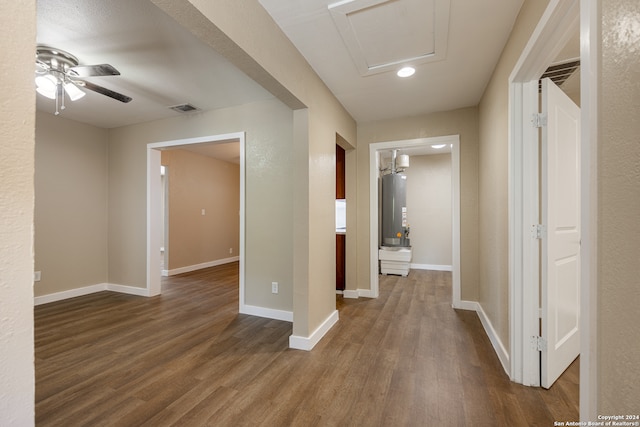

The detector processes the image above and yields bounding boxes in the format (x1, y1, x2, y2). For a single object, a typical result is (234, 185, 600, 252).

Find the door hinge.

(531, 113, 547, 128)
(532, 335, 547, 352)
(531, 224, 546, 239)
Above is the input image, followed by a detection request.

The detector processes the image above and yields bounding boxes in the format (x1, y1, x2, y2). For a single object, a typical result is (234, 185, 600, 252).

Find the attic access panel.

(329, 0, 450, 76)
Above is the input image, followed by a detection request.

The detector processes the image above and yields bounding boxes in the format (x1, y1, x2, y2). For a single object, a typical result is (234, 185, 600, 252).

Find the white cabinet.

(378, 247, 412, 277)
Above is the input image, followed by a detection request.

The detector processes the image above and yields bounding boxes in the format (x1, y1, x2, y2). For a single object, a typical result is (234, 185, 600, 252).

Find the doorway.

(508, 1, 594, 411)
(146, 132, 246, 309)
(368, 135, 461, 305)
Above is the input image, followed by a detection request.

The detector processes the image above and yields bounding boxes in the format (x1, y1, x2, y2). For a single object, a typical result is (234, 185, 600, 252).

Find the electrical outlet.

(201, 209, 206, 216)
(34, 271, 41, 282)
(229, 248, 233, 254)
(271, 282, 278, 294)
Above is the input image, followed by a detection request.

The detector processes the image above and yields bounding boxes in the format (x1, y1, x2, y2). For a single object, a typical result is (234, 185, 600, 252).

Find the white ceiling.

(259, 0, 525, 122)
(36, 0, 275, 129)
(37, 0, 527, 130)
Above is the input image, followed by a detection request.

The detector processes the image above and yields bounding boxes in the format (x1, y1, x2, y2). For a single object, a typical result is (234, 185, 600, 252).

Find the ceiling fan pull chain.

(60, 82, 66, 112)
(54, 82, 60, 116)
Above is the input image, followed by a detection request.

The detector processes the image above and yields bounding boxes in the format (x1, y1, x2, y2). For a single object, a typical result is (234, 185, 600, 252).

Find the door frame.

(368, 135, 461, 306)
(508, 0, 598, 419)
(508, 0, 579, 388)
(146, 132, 245, 308)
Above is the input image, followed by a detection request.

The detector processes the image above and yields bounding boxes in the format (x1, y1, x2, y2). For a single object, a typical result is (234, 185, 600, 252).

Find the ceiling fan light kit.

(35, 45, 132, 116)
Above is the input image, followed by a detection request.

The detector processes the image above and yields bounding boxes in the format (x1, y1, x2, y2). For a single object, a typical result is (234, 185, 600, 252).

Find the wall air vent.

(539, 59, 580, 91)
(169, 103, 199, 113)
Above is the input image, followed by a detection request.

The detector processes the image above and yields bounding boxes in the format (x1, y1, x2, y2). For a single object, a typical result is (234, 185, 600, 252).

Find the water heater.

(381, 173, 410, 247)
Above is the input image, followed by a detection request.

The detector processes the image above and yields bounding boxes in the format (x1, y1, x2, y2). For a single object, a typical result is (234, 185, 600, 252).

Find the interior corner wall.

(152, 0, 357, 340)
(34, 112, 109, 297)
(405, 154, 453, 267)
(356, 107, 480, 301)
(108, 99, 295, 313)
(0, 0, 36, 424)
(598, 0, 640, 412)
(477, 0, 550, 350)
(161, 149, 240, 272)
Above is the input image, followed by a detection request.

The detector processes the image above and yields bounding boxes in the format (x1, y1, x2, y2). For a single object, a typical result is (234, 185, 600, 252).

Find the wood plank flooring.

(35, 263, 578, 426)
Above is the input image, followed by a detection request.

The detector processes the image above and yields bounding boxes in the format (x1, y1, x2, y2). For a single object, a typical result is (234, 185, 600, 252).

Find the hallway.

(35, 264, 578, 426)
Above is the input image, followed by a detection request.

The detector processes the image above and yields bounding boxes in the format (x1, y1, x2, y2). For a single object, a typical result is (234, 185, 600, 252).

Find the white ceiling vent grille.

(169, 103, 199, 113)
(328, 0, 450, 76)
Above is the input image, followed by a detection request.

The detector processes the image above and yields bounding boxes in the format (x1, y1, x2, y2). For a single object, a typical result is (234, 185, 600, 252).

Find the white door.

(540, 78, 581, 389)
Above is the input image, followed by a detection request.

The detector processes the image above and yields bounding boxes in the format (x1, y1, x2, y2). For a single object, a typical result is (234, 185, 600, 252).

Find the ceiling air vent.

(169, 103, 199, 113)
(539, 59, 580, 90)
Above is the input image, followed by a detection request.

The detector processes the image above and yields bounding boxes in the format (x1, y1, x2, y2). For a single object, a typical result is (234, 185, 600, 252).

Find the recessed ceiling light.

(431, 144, 446, 149)
(397, 66, 415, 78)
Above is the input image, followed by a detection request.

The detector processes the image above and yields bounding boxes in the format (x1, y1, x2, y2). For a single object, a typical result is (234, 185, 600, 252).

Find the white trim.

(164, 256, 239, 276)
(410, 263, 452, 271)
(34, 284, 108, 305)
(289, 310, 339, 351)
(343, 288, 376, 299)
(34, 283, 151, 306)
(356, 289, 376, 299)
(107, 283, 152, 297)
(508, 0, 580, 387)
(342, 289, 360, 299)
(369, 135, 461, 306)
(579, 0, 598, 421)
(454, 299, 478, 311)
(240, 304, 293, 322)
(476, 302, 510, 376)
(451, 299, 509, 373)
(147, 132, 246, 313)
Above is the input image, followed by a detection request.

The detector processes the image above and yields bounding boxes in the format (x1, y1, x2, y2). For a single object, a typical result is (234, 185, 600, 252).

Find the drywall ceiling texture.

(259, 0, 524, 122)
(0, 1, 36, 425)
(36, 0, 276, 128)
(598, 0, 640, 413)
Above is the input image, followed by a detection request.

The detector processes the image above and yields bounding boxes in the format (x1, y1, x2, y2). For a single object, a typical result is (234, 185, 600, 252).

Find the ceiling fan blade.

(81, 81, 132, 103)
(69, 64, 120, 77)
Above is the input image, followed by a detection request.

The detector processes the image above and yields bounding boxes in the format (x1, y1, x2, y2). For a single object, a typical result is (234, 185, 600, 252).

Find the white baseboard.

(356, 288, 376, 298)
(34, 283, 108, 306)
(107, 283, 151, 297)
(453, 299, 478, 311)
(289, 309, 339, 351)
(475, 302, 510, 376)
(34, 282, 151, 306)
(240, 304, 293, 322)
(343, 289, 360, 299)
(410, 263, 453, 271)
(165, 256, 239, 276)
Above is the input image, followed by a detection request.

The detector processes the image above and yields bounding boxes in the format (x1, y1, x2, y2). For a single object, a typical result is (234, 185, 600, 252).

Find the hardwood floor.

(35, 264, 578, 426)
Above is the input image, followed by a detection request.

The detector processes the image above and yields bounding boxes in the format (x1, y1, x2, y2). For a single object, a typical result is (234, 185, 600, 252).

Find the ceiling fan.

(35, 45, 132, 115)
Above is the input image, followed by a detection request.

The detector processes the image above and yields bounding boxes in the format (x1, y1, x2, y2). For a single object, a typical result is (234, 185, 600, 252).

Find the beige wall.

(108, 99, 295, 312)
(151, 0, 358, 337)
(34, 112, 109, 296)
(161, 149, 240, 271)
(598, 0, 640, 412)
(0, 0, 36, 423)
(357, 107, 479, 300)
(405, 154, 453, 267)
(477, 0, 550, 348)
